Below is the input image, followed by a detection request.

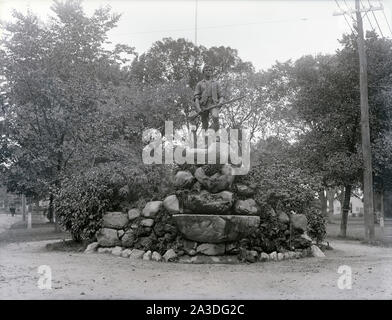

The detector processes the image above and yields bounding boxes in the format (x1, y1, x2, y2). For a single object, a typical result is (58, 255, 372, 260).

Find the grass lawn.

(0, 212, 70, 243)
(326, 215, 392, 244)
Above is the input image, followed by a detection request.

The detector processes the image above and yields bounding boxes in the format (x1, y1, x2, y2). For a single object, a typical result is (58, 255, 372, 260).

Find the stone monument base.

(173, 214, 260, 243)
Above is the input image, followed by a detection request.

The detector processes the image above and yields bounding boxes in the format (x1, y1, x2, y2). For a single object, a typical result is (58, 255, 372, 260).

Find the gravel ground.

(1, 216, 392, 299)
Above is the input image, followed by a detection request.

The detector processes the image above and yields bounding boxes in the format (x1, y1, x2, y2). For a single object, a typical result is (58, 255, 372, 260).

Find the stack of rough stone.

(88, 160, 325, 262)
(172, 164, 261, 257)
(93, 199, 181, 261)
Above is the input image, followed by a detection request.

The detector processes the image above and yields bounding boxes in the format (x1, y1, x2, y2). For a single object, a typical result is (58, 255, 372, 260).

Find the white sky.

(0, 0, 391, 71)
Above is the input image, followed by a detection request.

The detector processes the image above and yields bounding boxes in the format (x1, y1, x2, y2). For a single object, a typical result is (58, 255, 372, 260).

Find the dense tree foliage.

(0, 1, 134, 197)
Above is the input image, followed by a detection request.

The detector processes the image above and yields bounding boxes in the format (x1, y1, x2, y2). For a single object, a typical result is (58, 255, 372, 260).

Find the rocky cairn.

(91, 159, 325, 263)
(173, 165, 260, 244)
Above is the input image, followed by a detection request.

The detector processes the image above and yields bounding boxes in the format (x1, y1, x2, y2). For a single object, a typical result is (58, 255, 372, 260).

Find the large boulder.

(117, 230, 125, 239)
(102, 212, 129, 229)
(96, 228, 121, 247)
(152, 251, 162, 262)
(235, 184, 255, 197)
(143, 250, 152, 261)
(194, 167, 234, 193)
(292, 235, 312, 249)
(182, 239, 198, 255)
(121, 249, 132, 258)
(310, 245, 325, 258)
(225, 243, 239, 254)
(163, 195, 180, 214)
(183, 190, 234, 214)
(97, 247, 112, 254)
(291, 214, 308, 232)
(174, 171, 195, 189)
(129, 249, 145, 259)
(121, 229, 137, 247)
(142, 201, 163, 218)
(196, 243, 225, 256)
(163, 249, 177, 262)
(244, 250, 259, 263)
(128, 208, 141, 221)
(233, 199, 259, 215)
(111, 246, 123, 256)
(84, 242, 99, 253)
(259, 252, 270, 262)
(269, 251, 277, 261)
(173, 214, 260, 243)
(140, 218, 154, 227)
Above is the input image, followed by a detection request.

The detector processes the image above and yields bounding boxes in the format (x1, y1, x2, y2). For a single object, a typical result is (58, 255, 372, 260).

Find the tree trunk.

(48, 193, 54, 223)
(22, 194, 26, 222)
(340, 184, 352, 238)
(373, 191, 381, 223)
(320, 189, 328, 218)
(327, 188, 335, 223)
(49, 193, 59, 232)
(54, 151, 63, 232)
(339, 187, 345, 209)
(380, 189, 385, 235)
(192, 125, 198, 164)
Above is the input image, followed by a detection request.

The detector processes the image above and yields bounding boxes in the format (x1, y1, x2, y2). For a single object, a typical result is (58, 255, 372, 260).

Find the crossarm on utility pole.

(333, 4, 383, 16)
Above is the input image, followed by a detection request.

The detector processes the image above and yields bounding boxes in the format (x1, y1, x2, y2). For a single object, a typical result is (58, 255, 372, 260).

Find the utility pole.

(334, 0, 384, 241)
(355, 0, 374, 241)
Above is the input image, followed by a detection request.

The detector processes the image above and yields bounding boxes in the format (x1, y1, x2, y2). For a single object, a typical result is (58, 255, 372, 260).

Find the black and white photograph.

(0, 0, 392, 304)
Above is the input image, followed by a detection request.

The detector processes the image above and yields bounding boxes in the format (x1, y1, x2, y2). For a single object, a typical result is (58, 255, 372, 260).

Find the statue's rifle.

(188, 95, 245, 120)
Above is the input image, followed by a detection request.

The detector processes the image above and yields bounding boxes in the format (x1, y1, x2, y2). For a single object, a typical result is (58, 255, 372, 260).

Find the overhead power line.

(361, 0, 376, 32)
(334, 0, 356, 34)
(378, 0, 392, 36)
(343, 0, 358, 22)
(112, 16, 318, 37)
(334, 0, 385, 37)
(367, 0, 384, 37)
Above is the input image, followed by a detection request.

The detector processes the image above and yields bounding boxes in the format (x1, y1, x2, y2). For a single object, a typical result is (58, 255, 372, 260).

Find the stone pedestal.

(173, 214, 260, 243)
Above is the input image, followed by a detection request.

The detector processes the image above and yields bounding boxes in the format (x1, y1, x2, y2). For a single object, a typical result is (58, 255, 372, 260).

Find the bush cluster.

(54, 162, 173, 241)
(305, 207, 326, 244)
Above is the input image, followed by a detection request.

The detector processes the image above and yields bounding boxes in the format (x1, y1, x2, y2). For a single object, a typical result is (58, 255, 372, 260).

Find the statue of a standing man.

(194, 65, 224, 131)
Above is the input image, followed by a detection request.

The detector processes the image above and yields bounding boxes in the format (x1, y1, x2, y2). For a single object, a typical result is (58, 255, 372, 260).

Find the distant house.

(332, 196, 364, 217)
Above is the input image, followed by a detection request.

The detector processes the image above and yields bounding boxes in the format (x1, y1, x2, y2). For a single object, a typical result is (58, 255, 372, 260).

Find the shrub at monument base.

(242, 162, 319, 215)
(55, 163, 172, 241)
(54, 170, 112, 241)
(305, 207, 327, 244)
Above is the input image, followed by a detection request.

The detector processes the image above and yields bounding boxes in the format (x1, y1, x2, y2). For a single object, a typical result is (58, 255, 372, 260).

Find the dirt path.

(1, 238, 392, 299)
